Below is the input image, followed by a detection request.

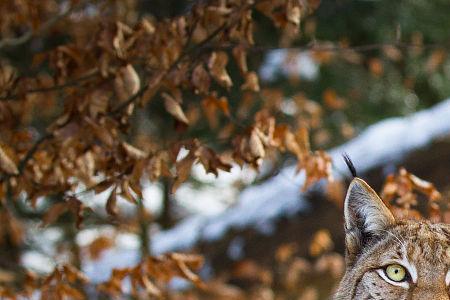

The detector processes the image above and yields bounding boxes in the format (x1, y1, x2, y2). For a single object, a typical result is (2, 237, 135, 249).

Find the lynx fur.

(334, 178, 450, 299)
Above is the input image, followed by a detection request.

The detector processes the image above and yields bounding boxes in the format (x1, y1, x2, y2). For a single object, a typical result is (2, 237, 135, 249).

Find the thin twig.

(17, 133, 54, 174)
(110, 13, 232, 116)
(0, 0, 263, 185)
(0, 70, 99, 102)
(2, 41, 446, 102)
(206, 41, 450, 53)
(0, 133, 54, 183)
(0, 107, 77, 183)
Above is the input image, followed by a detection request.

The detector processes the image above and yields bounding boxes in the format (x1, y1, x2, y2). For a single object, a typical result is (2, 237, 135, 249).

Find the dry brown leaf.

(383, 45, 403, 61)
(241, 71, 260, 92)
(380, 168, 443, 220)
(275, 243, 298, 263)
(67, 197, 85, 229)
(232, 46, 248, 74)
(192, 64, 211, 94)
(202, 96, 219, 129)
(314, 253, 345, 279)
(163, 92, 190, 124)
(115, 64, 141, 101)
(172, 152, 197, 193)
(390, 206, 422, 220)
(231, 259, 272, 285)
(121, 142, 147, 160)
(0, 145, 18, 175)
(141, 72, 166, 106)
(172, 255, 205, 288)
(42, 203, 68, 227)
(326, 180, 345, 207)
(88, 236, 115, 260)
(208, 51, 233, 88)
(121, 180, 137, 204)
(0, 270, 16, 284)
(216, 96, 231, 117)
(89, 89, 110, 118)
(286, 3, 301, 26)
(85, 117, 115, 147)
(63, 265, 89, 284)
(195, 146, 232, 176)
(141, 274, 162, 297)
(322, 89, 346, 110)
(106, 187, 118, 216)
(368, 58, 384, 77)
(309, 229, 333, 257)
(128, 179, 143, 200)
(408, 172, 441, 201)
(201, 94, 230, 128)
(426, 48, 447, 73)
(59, 283, 85, 300)
(298, 287, 319, 300)
(249, 128, 266, 159)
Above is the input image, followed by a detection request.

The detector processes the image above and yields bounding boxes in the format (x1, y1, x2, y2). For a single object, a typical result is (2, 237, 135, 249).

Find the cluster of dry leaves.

(0, 0, 335, 297)
(0, 253, 204, 299)
(381, 167, 448, 222)
(0, 0, 327, 220)
(0, 0, 448, 299)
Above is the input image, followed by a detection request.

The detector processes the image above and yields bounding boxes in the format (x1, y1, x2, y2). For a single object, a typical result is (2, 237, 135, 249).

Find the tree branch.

(0, 70, 99, 102)
(207, 41, 450, 53)
(0, 0, 279, 186)
(109, 6, 237, 117)
(2, 40, 446, 102)
(0, 133, 54, 183)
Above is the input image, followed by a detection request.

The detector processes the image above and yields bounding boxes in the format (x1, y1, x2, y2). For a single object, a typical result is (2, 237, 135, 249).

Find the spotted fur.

(334, 178, 450, 300)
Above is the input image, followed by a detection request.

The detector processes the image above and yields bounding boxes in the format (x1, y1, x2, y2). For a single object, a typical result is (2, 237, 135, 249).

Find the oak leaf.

(195, 146, 232, 176)
(115, 64, 140, 101)
(309, 229, 333, 257)
(241, 71, 260, 92)
(208, 52, 233, 88)
(163, 92, 190, 124)
(192, 64, 211, 94)
(172, 151, 197, 193)
(249, 128, 266, 159)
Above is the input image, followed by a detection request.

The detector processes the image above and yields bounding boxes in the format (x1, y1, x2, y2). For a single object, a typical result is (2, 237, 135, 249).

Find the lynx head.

(334, 177, 450, 300)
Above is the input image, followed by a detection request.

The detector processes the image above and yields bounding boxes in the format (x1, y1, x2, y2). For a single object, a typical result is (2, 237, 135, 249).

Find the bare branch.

(0, 70, 99, 102)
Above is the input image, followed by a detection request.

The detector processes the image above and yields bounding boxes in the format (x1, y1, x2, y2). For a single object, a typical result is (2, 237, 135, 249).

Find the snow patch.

(150, 98, 450, 255)
(85, 98, 450, 282)
(260, 50, 319, 81)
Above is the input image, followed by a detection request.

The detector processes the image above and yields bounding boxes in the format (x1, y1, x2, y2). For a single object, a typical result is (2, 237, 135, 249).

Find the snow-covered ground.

(81, 98, 450, 283)
(259, 50, 319, 81)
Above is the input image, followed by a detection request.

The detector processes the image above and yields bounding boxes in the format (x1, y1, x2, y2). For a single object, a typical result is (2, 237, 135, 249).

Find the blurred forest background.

(0, 0, 449, 299)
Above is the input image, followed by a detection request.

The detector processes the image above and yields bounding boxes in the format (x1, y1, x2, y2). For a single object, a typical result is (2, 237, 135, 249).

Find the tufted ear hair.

(344, 178, 395, 265)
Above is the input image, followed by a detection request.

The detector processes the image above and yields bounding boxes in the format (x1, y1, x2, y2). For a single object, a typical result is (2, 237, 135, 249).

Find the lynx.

(333, 174, 450, 299)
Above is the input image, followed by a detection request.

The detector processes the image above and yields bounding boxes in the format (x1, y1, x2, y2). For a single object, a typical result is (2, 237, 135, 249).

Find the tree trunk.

(159, 178, 173, 229)
(138, 198, 150, 258)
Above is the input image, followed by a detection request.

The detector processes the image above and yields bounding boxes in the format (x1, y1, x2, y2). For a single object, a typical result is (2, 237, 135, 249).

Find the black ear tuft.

(342, 153, 357, 178)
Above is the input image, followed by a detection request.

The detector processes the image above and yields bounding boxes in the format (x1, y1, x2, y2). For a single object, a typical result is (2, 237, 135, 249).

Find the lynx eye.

(385, 264, 407, 282)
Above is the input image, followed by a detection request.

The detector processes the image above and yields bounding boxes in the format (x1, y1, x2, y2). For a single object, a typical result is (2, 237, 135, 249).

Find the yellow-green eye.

(385, 264, 407, 282)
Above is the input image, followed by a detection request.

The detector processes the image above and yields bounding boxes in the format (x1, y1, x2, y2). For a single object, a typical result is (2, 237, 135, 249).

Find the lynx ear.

(344, 178, 395, 265)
